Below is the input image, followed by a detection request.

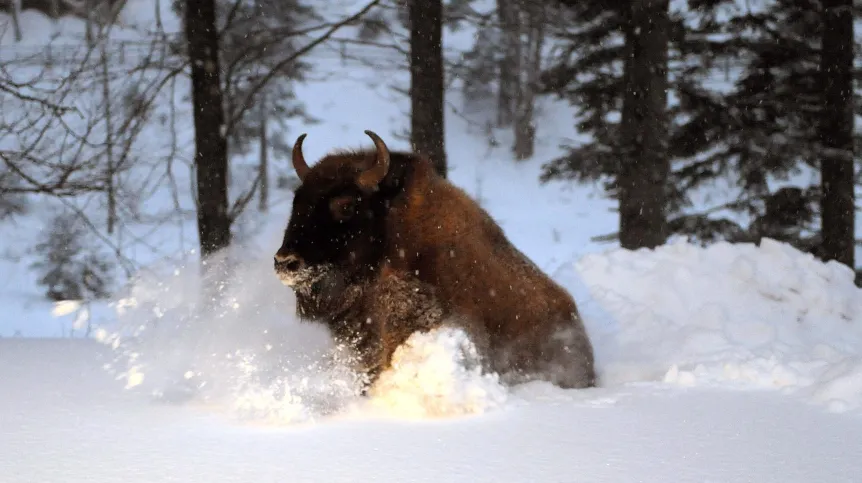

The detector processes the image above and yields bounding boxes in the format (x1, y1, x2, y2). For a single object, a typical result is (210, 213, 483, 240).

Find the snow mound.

(364, 326, 508, 419)
(579, 238, 862, 413)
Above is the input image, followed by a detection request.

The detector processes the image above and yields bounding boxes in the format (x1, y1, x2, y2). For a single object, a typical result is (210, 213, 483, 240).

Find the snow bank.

(579, 237, 862, 413)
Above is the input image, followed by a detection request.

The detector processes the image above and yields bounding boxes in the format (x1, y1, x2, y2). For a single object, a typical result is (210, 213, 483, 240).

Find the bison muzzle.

(275, 130, 596, 391)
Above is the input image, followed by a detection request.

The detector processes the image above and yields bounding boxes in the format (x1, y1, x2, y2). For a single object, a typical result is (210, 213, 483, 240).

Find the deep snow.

(580, 238, 862, 414)
(81, 232, 862, 426)
(3, 339, 862, 483)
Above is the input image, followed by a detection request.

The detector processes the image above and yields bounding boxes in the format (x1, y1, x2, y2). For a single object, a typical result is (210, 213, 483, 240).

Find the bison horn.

(357, 130, 391, 190)
(292, 133, 310, 181)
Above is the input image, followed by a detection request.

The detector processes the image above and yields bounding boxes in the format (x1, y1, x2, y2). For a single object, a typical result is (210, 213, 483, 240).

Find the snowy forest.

(0, 0, 862, 299)
(1, 0, 861, 481)
(1, 0, 858, 291)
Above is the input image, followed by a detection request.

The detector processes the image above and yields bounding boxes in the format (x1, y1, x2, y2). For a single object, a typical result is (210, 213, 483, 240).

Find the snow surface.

(3, 339, 862, 483)
(6, 223, 859, 482)
(2, 1, 862, 481)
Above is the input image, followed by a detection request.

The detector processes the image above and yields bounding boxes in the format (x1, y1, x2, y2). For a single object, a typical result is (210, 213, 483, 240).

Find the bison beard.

(275, 130, 596, 392)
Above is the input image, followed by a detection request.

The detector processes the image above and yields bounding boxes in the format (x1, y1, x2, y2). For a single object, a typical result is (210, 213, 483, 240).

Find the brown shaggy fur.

(305, 267, 449, 390)
(383, 157, 595, 388)
(276, 138, 596, 390)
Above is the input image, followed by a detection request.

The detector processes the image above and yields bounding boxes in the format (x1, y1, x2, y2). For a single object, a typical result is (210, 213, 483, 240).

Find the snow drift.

(578, 237, 862, 413)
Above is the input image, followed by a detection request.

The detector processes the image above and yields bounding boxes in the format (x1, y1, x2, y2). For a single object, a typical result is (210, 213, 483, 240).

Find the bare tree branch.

(228, 0, 383, 134)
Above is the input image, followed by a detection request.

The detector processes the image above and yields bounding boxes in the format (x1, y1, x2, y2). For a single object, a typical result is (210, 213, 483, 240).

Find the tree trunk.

(11, 0, 22, 41)
(106, 0, 130, 26)
(512, 2, 545, 161)
(155, 0, 164, 31)
(100, 36, 116, 235)
(496, 0, 519, 127)
(819, 0, 855, 269)
(85, 0, 94, 46)
(617, 0, 670, 250)
(409, 0, 447, 177)
(184, 0, 231, 257)
(258, 91, 269, 213)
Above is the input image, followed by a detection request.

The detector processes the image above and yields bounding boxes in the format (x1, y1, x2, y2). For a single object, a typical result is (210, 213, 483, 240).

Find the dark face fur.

(277, 179, 386, 286)
(274, 131, 400, 318)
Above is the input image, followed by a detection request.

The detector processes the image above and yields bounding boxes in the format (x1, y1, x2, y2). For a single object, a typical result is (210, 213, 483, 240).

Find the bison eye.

(329, 195, 357, 221)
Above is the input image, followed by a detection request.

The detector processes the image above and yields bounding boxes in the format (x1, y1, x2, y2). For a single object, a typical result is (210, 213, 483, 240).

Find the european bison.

(274, 130, 596, 390)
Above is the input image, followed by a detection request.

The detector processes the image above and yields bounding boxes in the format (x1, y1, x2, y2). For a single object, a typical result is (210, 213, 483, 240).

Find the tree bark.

(617, 0, 670, 250)
(184, 0, 231, 257)
(11, 0, 22, 42)
(258, 91, 269, 213)
(496, 0, 519, 127)
(100, 36, 116, 235)
(409, 0, 447, 177)
(85, 0, 94, 46)
(512, 1, 545, 160)
(819, 0, 855, 269)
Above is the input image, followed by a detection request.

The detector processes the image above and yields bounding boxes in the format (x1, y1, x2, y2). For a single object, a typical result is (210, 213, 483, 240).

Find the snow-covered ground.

(3, 338, 862, 483)
(2, 1, 862, 481)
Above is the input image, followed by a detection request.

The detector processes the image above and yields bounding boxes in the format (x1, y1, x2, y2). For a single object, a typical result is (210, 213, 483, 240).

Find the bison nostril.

(275, 253, 303, 272)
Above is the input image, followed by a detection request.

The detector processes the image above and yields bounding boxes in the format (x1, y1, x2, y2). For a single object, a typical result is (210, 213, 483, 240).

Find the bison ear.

(356, 130, 390, 191)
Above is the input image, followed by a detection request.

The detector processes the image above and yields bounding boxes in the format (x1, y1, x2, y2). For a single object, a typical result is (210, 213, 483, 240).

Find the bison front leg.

(348, 330, 390, 396)
(354, 326, 411, 396)
(356, 347, 388, 396)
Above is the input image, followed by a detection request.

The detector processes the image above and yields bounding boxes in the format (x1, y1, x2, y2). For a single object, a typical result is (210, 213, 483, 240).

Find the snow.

(2, 339, 862, 482)
(1, 0, 862, 481)
(85, 240, 510, 425)
(83, 232, 862, 426)
(578, 238, 862, 414)
(356, 327, 509, 419)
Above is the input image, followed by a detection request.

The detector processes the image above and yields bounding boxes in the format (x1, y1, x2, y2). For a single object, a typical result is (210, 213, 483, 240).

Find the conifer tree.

(819, 0, 855, 268)
(542, 0, 861, 266)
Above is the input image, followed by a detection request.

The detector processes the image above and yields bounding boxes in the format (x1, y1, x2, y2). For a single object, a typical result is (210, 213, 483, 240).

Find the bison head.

(274, 130, 396, 315)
